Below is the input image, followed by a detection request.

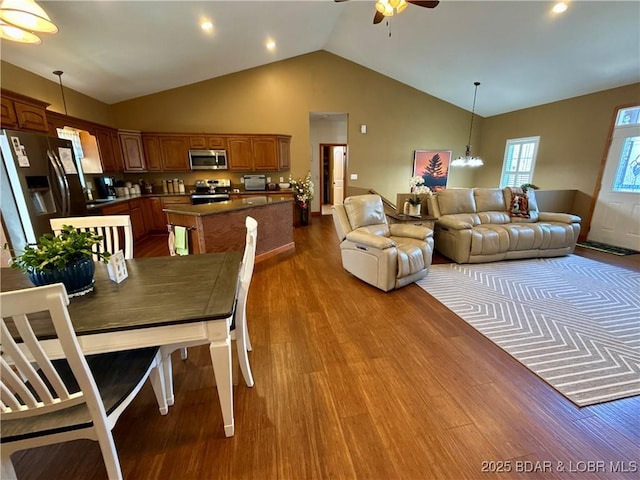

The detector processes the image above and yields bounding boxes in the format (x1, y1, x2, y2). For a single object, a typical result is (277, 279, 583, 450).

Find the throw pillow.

(509, 190, 530, 218)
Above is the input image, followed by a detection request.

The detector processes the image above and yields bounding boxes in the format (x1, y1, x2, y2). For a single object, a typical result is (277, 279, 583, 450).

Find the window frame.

(499, 136, 540, 188)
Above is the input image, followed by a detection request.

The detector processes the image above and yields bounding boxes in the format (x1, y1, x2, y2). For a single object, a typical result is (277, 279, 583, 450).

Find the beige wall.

(3, 53, 638, 218)
(477, 83, 640, 208)
(108, 51, 479, 206)
(1, 61, 114, 126)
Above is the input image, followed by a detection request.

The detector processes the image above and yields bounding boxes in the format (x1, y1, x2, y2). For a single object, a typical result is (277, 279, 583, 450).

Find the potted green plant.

(6, 225, 111, 297)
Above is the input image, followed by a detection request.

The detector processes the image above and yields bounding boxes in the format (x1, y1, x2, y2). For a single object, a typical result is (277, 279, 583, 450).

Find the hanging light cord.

(53, 70, 68, 116)
(466, 81, 480, 155)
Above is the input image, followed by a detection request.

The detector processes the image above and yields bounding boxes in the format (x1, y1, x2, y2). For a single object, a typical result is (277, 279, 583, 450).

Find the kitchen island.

(163, 196, 294, 262)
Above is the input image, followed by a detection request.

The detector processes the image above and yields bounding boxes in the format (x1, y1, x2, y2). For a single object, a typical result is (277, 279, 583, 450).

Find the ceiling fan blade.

(408, 1, 440, 8)
(334, 0, 349, 2)
(373, 10, 385, 24)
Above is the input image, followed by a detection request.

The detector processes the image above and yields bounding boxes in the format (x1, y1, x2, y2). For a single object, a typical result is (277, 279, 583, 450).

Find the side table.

(386, 212, 435, 230)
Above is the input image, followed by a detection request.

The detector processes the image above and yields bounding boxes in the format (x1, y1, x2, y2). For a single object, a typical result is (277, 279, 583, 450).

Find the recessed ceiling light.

(266, 40, 276, 51)
(201, 20, 213, 32)
(552, 2, 568, 14)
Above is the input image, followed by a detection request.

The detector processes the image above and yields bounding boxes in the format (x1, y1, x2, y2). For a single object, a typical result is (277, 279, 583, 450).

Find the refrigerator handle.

(48, 149, 70, 216)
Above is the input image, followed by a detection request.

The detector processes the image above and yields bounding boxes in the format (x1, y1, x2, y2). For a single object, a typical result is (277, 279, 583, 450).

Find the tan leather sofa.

(332, 194, 434, 292)
(428, 187, 581, 264)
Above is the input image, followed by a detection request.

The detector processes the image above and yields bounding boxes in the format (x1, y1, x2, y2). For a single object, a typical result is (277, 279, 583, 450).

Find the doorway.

(588, 105, 640, 250)
(320, 144, 347, 214)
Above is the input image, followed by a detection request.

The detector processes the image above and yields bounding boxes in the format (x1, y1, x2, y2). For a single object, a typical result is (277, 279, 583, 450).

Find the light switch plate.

(350, 173, 358, 180)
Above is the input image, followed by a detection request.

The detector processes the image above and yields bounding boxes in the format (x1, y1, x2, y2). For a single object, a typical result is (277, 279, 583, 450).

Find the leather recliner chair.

(332, 194, 434, 292)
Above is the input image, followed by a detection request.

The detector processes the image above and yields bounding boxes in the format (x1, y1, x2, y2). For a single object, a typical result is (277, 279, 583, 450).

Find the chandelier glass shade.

(0, 0, 57, 44)
(452, 81, 484, 168)
(375, 0, 408, 17)
(0, 18, 40, 43)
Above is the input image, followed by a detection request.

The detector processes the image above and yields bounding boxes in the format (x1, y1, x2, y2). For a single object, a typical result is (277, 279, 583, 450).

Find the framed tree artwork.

(413, 150, 451, 192)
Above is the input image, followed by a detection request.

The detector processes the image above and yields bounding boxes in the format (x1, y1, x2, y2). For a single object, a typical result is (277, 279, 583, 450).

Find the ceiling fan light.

(383, 4, 394, 16)
(396, 0, 408, 13)
(0, 0, 57, 34)
(0, 19, 40, 43)
(375, 0, 387, 15)
(389, 0, 401, 8)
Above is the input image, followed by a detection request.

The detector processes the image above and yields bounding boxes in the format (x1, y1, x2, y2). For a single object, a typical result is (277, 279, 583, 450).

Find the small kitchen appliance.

(94, 176, 116, 199)
(243, 174, 266, 191)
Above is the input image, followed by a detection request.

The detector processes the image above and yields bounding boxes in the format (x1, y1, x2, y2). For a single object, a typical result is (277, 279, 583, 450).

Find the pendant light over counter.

(0, 0, 58, 44)
(452, 81, 484, 168)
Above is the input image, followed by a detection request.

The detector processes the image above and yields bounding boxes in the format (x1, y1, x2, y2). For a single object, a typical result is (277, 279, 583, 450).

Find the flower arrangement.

(289, 171, 314, 208)
(408, 176, 432, 205)
(6, 225, 111, 274)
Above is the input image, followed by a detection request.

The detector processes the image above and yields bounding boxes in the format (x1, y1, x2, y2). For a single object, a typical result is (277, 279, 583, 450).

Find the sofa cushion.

(470, 225, 511, 256)
(437, 188, 477, 215)
(344, 194, 387, 230)
(497, 224, 544, 250)
(478, 211, 511, 225)
(475, 188, 507, 212)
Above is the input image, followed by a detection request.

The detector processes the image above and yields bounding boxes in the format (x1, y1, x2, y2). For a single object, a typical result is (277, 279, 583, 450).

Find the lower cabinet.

(128, 200, 146, 241)
(101, 199, 147, 242)
(143, 197, 167, 233)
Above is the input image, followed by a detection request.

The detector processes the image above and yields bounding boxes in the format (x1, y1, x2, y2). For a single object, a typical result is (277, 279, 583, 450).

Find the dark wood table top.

(1, 252, 242, 339)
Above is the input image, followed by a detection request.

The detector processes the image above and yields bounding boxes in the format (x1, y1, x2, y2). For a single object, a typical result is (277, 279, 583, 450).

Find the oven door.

(191, 193, 230, 205)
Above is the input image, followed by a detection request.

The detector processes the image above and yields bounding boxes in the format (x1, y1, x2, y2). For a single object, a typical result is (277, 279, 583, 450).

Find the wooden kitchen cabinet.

(142, 197, 166, 233)
(95, 128, 124, 173)
(119, 130, 147, 172)
(227, 136, 253, 171)
(128, 199, 147, 241)
(101, 199, 146, 241)
(189, 135, 227, 150)
(159, 135, 190, 171)
(251, 136, 278, 171)
(142, 134, 162, 171)
(227, 134, 290, 172)
(277, 135, 291, 170)
(1, 89, 49, 133)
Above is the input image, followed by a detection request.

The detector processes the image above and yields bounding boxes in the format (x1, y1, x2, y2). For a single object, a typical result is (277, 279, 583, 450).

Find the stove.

(192, 178, 231, 204)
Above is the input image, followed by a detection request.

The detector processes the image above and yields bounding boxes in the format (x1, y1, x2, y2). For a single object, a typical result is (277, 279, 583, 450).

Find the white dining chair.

(0, 283, 167, 480)
(50, 215, 134, 260)
(163, 216, 257, 406)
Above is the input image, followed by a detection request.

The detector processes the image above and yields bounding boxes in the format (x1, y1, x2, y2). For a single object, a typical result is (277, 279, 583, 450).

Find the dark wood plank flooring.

(10, 215, 640, 479)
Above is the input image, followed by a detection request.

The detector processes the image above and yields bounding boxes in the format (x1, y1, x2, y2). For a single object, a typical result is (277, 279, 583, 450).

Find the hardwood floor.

(11, 216, 640, 479)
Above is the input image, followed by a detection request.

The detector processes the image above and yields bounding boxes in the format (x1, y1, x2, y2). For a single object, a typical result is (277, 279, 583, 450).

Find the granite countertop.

(162, 196, 293, 217)
(86, 190, 293, 210)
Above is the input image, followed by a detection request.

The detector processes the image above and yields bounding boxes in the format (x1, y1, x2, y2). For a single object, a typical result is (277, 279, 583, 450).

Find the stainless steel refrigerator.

(1, 129, 87, 252)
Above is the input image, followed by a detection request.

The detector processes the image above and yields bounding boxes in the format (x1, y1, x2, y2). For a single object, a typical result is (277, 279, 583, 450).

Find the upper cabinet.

(158, 135, 190, 171)
(141, 134, 162, 171)
(277, 135, 291, 170)
(95, 128, 124, 173)
(227, 136, 253, 171)
(1, 89, 49, 133)
(119, 130, 147, 172)
(227, 134, 291, 172)
(189, 135, 227, 150)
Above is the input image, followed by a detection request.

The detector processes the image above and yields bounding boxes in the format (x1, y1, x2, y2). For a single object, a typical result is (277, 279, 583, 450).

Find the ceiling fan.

(335, 0, 439, 24)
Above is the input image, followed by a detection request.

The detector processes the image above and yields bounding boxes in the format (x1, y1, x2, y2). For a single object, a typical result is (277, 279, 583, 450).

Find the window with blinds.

(499, 136, 540, 188)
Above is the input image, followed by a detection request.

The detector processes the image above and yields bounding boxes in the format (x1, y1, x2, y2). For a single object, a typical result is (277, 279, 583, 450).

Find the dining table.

(1, 251, 242, 437)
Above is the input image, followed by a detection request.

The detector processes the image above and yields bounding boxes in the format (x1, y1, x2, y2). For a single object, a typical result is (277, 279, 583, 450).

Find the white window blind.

(500, 136, 540, 188)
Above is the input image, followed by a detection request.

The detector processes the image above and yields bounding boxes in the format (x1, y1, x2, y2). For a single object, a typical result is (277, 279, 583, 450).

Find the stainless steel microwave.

(188, 149, 227, 170)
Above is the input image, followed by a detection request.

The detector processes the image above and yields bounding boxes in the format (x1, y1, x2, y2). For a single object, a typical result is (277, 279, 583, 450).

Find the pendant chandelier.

(452, 81, 484, 168)
(375, 0, 409, 17)
(0, 0, 58, 44)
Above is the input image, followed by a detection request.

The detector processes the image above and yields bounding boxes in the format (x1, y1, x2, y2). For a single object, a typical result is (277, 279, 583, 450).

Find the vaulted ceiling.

(2, 1, 638, 117)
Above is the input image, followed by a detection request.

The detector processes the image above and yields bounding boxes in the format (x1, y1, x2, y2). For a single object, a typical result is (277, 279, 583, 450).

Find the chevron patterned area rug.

(417, 255, 640, 407)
